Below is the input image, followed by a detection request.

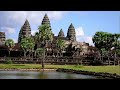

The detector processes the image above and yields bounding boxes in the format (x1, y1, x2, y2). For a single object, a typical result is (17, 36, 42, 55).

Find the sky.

(0, 11, 120, 46)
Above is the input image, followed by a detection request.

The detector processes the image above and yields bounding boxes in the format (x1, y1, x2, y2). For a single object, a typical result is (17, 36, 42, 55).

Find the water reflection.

(0, 71, 98, 79)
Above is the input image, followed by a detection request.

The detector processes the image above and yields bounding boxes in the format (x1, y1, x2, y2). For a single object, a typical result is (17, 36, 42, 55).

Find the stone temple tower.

(18, 19, 31, 43)
(67, 23, 76, 41)
(58, 29, 65, 37)
(41, 14, 52, 31)
(0, 32, 5, 45)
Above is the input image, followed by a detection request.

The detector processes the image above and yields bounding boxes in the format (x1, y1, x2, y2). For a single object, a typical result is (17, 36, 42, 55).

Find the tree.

(36, 24, 53, 69)
(56, 39, 65, 57)
(5, 39, 15, 57)
(20, 37, 35, 59)
(92, 31, 114, 65)
(36, 48, 44, 61)
(112, 34, 120, 65)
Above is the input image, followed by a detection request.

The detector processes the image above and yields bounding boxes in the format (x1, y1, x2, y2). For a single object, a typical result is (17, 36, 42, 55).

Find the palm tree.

(5, 39, 15, 57)
(35, 24, 53, 69)
(20, 37, 35, 60)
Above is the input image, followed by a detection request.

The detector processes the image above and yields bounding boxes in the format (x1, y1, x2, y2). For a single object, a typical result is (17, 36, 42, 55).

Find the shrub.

(5, 58, 13, 64)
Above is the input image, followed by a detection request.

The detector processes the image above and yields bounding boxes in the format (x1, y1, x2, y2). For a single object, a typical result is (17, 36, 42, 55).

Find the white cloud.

(84, 36, 94, 46)
(1, 27, 16, 34)
(77, 36, 94, 46)
(2, 11, 68, 26)
(76, 27, 84, 36)
(75, 26, 94, 46)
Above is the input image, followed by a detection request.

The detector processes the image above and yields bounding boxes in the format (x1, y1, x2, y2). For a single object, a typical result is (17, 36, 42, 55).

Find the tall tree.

(92, 31, 113, 65)
(36, 24, 53, 69)
(5, 39, 15, 57)
(20, 37, 35, 59)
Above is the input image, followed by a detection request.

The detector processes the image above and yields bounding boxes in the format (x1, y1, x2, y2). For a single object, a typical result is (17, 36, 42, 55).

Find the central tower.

(41, 14, 52, 31)
(67, 23, 76, 41)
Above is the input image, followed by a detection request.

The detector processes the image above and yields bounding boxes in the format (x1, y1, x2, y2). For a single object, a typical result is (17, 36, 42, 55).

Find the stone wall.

(56, 68, 120, 79)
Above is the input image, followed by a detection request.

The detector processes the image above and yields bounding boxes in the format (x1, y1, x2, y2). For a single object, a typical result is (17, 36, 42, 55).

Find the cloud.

(77, 36, 94, 46)
(0, 11, 68, 27)
(0, 11, 68, 43)
(84, 36, 94, 46)
(1, 27, 16, 34)
(76, 27, 84, 36)
(75, 26, 94, 46)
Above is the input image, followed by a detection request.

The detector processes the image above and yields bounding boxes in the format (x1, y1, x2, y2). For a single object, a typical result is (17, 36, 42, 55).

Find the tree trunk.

(42, 47, 45, 70)
(114, 52, 116, 66)
(24, 51, 26, 61)
(108, 51, 110, 65)
(9, 50, 10, 57)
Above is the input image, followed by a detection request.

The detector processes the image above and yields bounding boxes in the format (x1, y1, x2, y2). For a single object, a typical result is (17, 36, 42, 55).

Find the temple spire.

(67, 23, 76, 41)
(58, 29, 65, 37)
(18, 19, 31, 43)
(41, 14, 52, 30)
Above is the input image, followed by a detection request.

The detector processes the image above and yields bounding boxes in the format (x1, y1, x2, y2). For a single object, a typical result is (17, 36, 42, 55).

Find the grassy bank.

(0, 64, 120, 75)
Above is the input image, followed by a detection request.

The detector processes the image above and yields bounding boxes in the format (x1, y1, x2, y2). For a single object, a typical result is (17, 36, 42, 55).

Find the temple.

(0, 14, 96, 57)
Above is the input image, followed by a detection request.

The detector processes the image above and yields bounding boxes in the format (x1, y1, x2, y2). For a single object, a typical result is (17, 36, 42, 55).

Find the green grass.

(0, 64, 120, 75)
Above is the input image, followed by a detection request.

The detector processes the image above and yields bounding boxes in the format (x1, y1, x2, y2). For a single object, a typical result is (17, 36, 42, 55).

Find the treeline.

(92, 31, 120, 64)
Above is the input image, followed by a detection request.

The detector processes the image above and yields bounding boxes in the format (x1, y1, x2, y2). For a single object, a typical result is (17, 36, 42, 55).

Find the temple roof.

(53, 36, 69, 41)
(0, 32, 5, 38)
(67, 23, 76, 36)
(0, 43, 21, 51)
(67, 23, 76, 41)
(41, 14, 50, 25)
(58, 29, 65, 37)
(22, 19, 31, 32)
(41, 14, 52, 30)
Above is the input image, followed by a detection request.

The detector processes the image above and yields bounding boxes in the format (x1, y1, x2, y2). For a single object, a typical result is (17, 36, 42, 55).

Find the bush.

(5, 58, 13, 64)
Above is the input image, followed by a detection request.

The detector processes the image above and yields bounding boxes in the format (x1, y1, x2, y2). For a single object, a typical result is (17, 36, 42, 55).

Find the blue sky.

(0, 11, 120, 46)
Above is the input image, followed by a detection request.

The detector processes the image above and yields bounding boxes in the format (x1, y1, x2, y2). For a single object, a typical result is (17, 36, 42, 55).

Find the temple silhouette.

(0, 14, 96, 57)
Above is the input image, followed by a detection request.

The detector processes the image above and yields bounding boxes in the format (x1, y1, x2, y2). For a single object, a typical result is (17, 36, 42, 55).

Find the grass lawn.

(0, 64, 120, 75)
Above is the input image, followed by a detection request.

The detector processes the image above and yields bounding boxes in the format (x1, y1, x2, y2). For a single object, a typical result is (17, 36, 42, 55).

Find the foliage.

(21, 37, 35, 52)
(38, 24, 53, 44)
(20, 37, 35, 57)
(5, 39, 15, 56)
(92, 31, 113, 50)
(5, 39, 15, 49)
(35, 24, 53, 69)
(56, 39, 65, 51)
(36, 48, 44, 57)
(5, 58, 13, 64)
(92, 31, 118, 61)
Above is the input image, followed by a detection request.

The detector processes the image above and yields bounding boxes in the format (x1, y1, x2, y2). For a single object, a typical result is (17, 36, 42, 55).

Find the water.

(0, 71, 100, 79)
